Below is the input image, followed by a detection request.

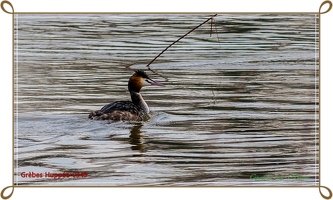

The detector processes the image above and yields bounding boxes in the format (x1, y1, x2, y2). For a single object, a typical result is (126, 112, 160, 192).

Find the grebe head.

(128, 70, 164, 93)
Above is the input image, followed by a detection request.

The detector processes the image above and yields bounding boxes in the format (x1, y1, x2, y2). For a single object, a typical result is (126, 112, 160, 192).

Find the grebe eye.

(146, 79, 152, 84)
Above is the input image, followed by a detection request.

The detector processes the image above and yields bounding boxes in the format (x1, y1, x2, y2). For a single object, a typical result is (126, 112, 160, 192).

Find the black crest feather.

(134, 70, 149, 79)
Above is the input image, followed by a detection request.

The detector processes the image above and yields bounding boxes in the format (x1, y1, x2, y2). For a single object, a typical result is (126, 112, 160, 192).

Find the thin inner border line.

(15, 13, 18, 186)
(13, 13, 320, 187)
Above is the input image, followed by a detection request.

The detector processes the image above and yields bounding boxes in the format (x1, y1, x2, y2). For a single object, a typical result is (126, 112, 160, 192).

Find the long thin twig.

(213, 18, 221, 44)
(146, 14, 218, 80)
(210, 17, 213, 37)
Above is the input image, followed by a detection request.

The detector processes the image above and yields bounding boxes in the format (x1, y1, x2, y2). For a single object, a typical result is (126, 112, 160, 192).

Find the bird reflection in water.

(129, 123, 146, 153)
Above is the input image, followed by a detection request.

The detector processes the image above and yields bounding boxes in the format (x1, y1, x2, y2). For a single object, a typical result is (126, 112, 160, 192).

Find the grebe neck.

(130, 91, 149, 113)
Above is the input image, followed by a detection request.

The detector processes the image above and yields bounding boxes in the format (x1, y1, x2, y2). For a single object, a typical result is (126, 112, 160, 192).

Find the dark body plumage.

(89, 100, 148, 121)
(89, 70, 163, 121)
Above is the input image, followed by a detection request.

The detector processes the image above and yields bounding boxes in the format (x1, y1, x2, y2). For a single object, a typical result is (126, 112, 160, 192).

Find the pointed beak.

(149, 79, 165, 87)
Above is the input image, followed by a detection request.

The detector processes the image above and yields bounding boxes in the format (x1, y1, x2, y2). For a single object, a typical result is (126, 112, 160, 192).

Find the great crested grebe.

(89, 70, 164, 121)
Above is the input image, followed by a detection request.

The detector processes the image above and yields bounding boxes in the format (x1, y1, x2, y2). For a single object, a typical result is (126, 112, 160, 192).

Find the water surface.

(15, 14, 318, 186)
